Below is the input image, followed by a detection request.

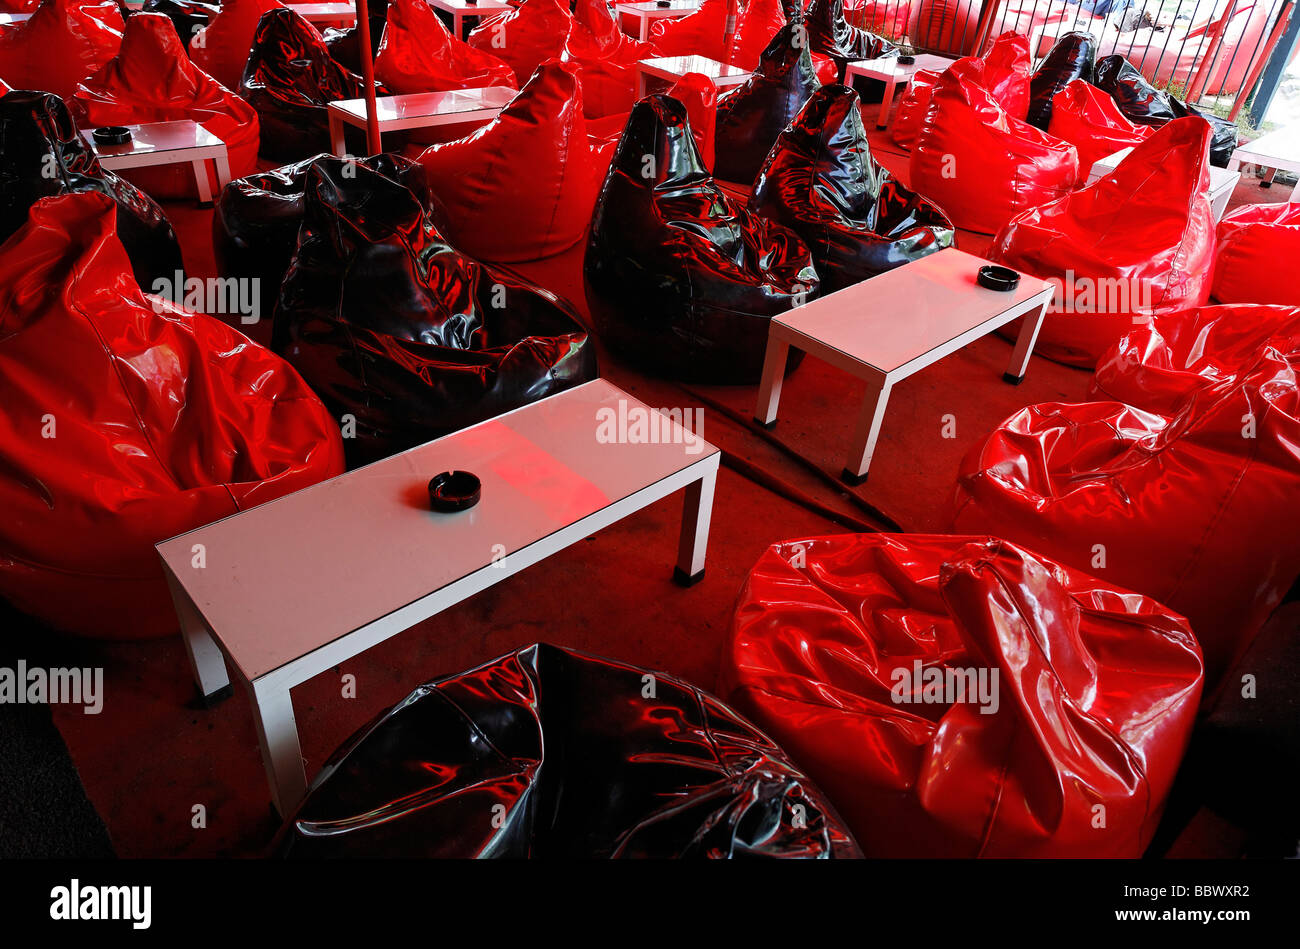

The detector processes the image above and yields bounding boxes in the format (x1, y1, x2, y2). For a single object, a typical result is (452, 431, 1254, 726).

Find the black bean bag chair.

(239, 8, 384, 161)
(138, 0, 219, 50)
(1026, 30, 1094, 130)
(751, 84, 953, 293)
(1092, 55, 1235, 167)
(0, 90, 183, 291)
(321, 12, 387, 75)
(278, 643, 863, 858)
(212, 152, 439, 345)
(274, 154, 596, 467)
(585, 94, 819, 383)
(714, 23, 822, 184)
(805, 0, 897, 71)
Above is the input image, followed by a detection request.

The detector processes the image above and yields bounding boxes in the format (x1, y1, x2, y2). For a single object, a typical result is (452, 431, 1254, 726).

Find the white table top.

(775, 248, 1053, 375)
(156, 379, 718, 683)
(1091, 147, 1240, 192)
(638, 55, 752, 83)
(846, 54, 954, 81)
(330, 86, 515, 123)
(426, 0, 513, 12)
(1232, 126, 1300, 169)
(621, 0, 699, 14)
(0, 12, 32, 23)
(287, 2, 357, 19)
(82, 119, 224, 158)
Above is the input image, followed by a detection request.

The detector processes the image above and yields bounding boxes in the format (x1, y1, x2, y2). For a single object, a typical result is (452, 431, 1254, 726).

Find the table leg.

(192, 159, 213, 204)
(637, 68, 647, 99)
(329, 112, 346, 157)
(640, 15, 650, 41)
(454, 11, 463, 40)
(1227, 155, 1241, 173)
(877, 74, 899, 129)
(753, 334, 790, 428)
(1004, 296, 1050, 385)
(213, 151, 232, 190)
(249, 678, 308, 819)
(674, 462, 717, 587)
(843, 377, 893, 486)
(165, 570, 231, 704)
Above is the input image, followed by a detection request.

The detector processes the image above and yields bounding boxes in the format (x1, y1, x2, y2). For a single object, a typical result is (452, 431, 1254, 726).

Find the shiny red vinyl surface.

(1211, 201, 1300, 306)
(466, 0, 572, 87)
(562, 0, 655, 118)
(719, 533, 1203, 857)
(991, 117, 1214, 368)
(416, 60, 603, 263)
(0, 0, 124, 101)
(375, 0, 516, 95)
(190, 0, 287, 91)
(1047, 78, 1154, 172)
(0, 192, 344, 639)
(71, 14, 260, 198)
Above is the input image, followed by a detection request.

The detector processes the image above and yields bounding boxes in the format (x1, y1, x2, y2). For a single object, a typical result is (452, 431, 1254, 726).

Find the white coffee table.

(754, 248, 1054, 484)
(844, 54, 954, 129)
(1228, 125, 1300, 201)
(619, 0, 699, 41)
(158, 379, 721, 816)
(286, 2, 357, 24)
(636, 55, 752, 97)
(0, 12, 32, 23)
(426, 0, 513, 39)
(82, 119, 232, 204)
(1090, 146, 1241, 221)
(327, 86, 515, 155)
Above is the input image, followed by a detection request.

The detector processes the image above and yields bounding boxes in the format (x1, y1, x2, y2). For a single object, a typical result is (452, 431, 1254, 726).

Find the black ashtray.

(427, 470, 481, 512)
(977, 265, 1020, 292)
(92, 126, 132, 146)
(656, 0, 671, 6)
(897, 54, 916, 64)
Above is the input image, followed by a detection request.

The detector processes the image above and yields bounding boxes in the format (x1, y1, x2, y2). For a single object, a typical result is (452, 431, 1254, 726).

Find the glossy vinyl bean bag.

(1046, 79, 1153, 172)
(1090, 304, 1300, 417)
(374, 0, 514, 95)
(280, 643, 862, 858)
(588, 71, 718, 171)
(1092, 55, 1236, 168)
(907, 0, 978, 57)
(892, 30, 1028, 150)
(805, 0, 898, 66)
(71, 14, 260, 199)
(718, 533, 1203, 858)
(240, 8, 379, 161)
(586, 95, 818, 383)
(1025, 30, 1094, 131)
(467, 0, 572, 86)
(952, 365, 1300, 691)
(212, 152, 436, 346)
(990, 117, 1214, 369)
(319, 13, 386, 76)
(844, 0, 911, 37)
(275, 155, 597, 467)
(140, 0, 219, 49)
(911, 46, 1077, 235)
(562, 0, 654, 119)
(727, 0, 792, 71)
(0, 90, 183, 290)
(714, 24, 822, 185)
(751, 84, 953, 293)
(0, 0, 123, 100)
(1211, 202, 1300, 307)
(648, 0, 729, 59)
(0, 192, 345, 640)
(191, 0, 287, 90)
(415, 60, 603, 263)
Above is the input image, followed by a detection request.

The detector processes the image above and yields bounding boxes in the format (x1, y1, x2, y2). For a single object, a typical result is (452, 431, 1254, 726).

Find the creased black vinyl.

(212, 152, 438, 344)
(274, 156, 596, 467)
(585, 95, 818, 383)
(138, 0, 219, 50)
(0, 90, 183, 291)
(1026, 31, 1094, 130)
(751, 84, 953, 293)
(240, 8, 384, 161)
(714, 23, 822, 184)
(322, 12, 387, 74)
(278, 643, 863, 858)
(805, 0, 897, 65)
(1093, 55, 1235, 167)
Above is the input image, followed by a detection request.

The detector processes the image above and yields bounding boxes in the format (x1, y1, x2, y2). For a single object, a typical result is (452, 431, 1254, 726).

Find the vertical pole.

(1247, 0, 1299, 123)
(1229, 1, 1293, 121)
(355, 0, 382, 155)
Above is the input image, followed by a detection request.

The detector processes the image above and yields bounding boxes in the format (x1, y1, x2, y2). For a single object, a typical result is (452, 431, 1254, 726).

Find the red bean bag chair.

(907, 0, 978, 57)
(0, 192, 345, 640)
(990, 117, 1214, 368)
(648, 0, 729, 58)
(71, 14, 260, 200)
(562, 0, 654, 118)
(191, 0, 288, 91)
(1091, 304, 1300, 417)
(911, 41, 1075, 235)
(588, 71, 718, 171)
(375, 0, 515, 95)
(845, 0, 910, 37)
(416, 60, 603, 263)
(1211, 202, 1300, 307)
(467, 0, 573, 86)
(719, 533, 1203, 858)
(1047, 79, 1154, 173)
(0, 0, 123, 100)
(892, 31, 1028, 150)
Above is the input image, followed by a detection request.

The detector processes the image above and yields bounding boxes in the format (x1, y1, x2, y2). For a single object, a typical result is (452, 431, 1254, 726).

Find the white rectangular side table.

(754, 248, 1054, 485)
(82, 119, 231, 204)
(287, 2, 357, 25)
(844, 53, 955, 129)
(426, 0, 513, 39)
(1227, 126, 1300, 202)
(619, 0, 700, 41)
(327, 86, 515, 156)
(635, 55, 752, 98)
(158, 379, 720, 816)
